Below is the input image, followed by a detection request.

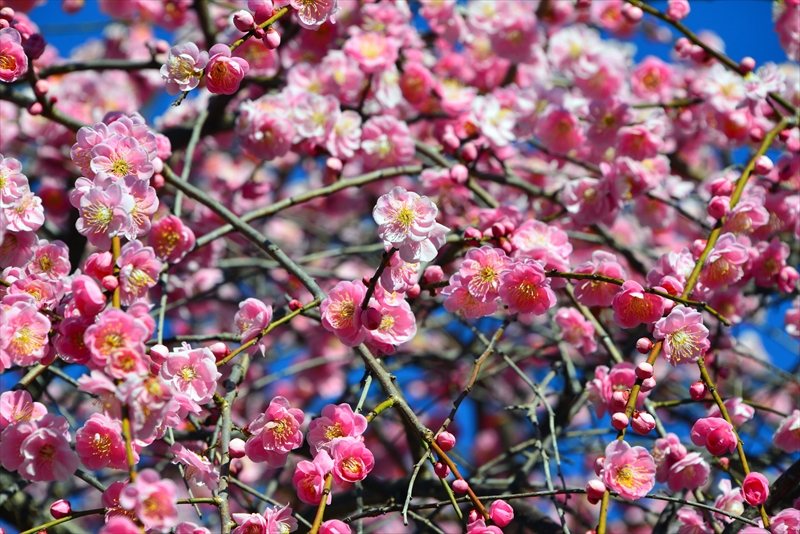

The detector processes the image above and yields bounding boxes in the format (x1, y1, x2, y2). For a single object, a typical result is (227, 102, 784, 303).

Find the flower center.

(83, 202, 114, 233)
(329, 296, 355, 329)
(93, 433, 112, 456)
(128, 268, 155, 290)
(324, 422, 344, 440)
(342, 457, 363, 475)
(395, 206, 415, 227)
(40, 444, 56, 461)
(379, 314, 395, 332)
(102, 333, 126, 353)
(180, 366, 197, 382)
(0, 54, 17, 71)
(110, 158, 131, 177)
(11, 326, 45, 355)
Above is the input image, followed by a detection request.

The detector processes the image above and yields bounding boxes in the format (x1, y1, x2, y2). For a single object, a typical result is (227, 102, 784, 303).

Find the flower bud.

(594, 456, 605, 476)
(34, 79, 49, 96)
(611, 412, 629, 430)
(739, 56, 756, 73)
(263, 27, 281, 49)
(753, 155, 773, 175)
(491, 222, 506, 238)
(434, 461, 450, 478)
(668, 443, 687, 461)
(407, 283, 421, 299)
(502, 220, 516, 235)
(229, 438, 247, 458)
(464, 227, 482, 240)
(640, 377, 657, 392)
(674, 37, 692, 57)
(101, 275, 119, 291)
(499, 240, 513, 255)
(707, 196, 730, 220)
(149, 344, 170, 365)
(689, 381, 707, 400)
(489, 499, 514, 527)
(690, 45, 709, 63)
(585, 480, 606, 503)
(576, 0, 592, 8)
(635, 362, 654, 380)
(718, 457, 730, 469)
(691, 239, 707, 258)
(452, 479, 469, 494)
(23, 33, 47, 60)
(742, 472, 770, 506)
(636, 338, 653, 354)
(28, 102, 43, 116)
(233, 10, 255, 31)
(152, 173, 165, 188)
(710, 178, 734, 197)
(461, 142, 478, 161)
(659, 276, 684, 296)
(50, 499, 71, 519)
(749, 127, 765, 143)
(437, 431, 456, 451)
(622, 3, 643, 22)
(209, 342, 230, 361)
(631, 411, 656, 435)
(0, 19, 8, 28)
(467, 509, 479, 524)
(288, 299, 302, 311)
(0, 7, 14, 21)
(360, 307, 382, 330)
(611, 390, 628, 411)
(423, 266, 444, 284)
(450, 164, 468, 184)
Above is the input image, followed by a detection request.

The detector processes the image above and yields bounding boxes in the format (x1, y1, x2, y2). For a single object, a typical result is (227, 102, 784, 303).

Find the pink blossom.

(90, 135, 154, 181)
(653, 305, 710, 366)
(647, 248, 695, 287)
(586, 98, 632, 148)
(231, 514, 268, 534)
(26, 240, 70, 280)
(458, 246, 510, 302)
(668, 452, 710, 492)
(293, 93, 340, 144)
(466, 520, 503, 534)
(707, 398, 755, 426)
(676, 508, 712, 534)
(652, 433, 688, 483)
(573, 251, 626, 307)
(489, 499, 514, 527)
(612, 280, 666, 329)
(366, 299, 417, 348)
(245, 396, 304, 467)
(554, 307, 597, 355)
(510, 220, 573, 272)
(291, 0, 338, 30)
(343, 32, 399, 74)
(75, 412, 128, 471)
(600, 440, 656, 500)
(149, 215, 196, 263)
(123, 176, 159, 238)
(752, 238, 790, 288)
(373, 186, 449, 263)
(698, 233, 749, 291)
(326, 111, 362, 160)
(206, 43, 250, 95)
(586, 363, 639, 418)
(170, 443, 219, 489)
(773, 410, 800, 453)
(99, 517, 141, 534)
(0, 155, 28, 205)
(691, 417, 737, 456)
(76, 183, 134, 250)
(0, 299, 50, 366)
(176, 522, 212, 534)
(380, 252, 419, 293)
(160, 42, 209, 95)
(308, 403, 367, 454)
(105, 347, 151, 380)
(236, 96, 295, 160)
(742, 472, 769, 506)
(320, 520, 351, 534)
(667, 0, 691, 20)
(160, 343, 221, 405)
(536, 108, 585, 154)
(442, 281, 499, 319)
(0, 390, 45, 430)
(722, 194, 770, 236)
(562, 177, 619, 227)
(84, 308, 149, 369)
(4, 191, 44, 232)
(330, 436, 375, 484)
(84, 251, 114, 279)
(0, 28, 27, 82)
(713, 479, 745, 523)
(117, 375, 173, 441)
(770, 508, 800, 534)
(234, 298, 273, 344)
(631, 57, 674, 102)
(293, 450, 334, 504)
(116, 240, 162, 305)
(19, 419, 79, 482)
(119, 468, 179, 532)
(0, 418, 37, 471)
(360, 115, 415, 171)
(498, 259, 556, 315)
(321, 280, 367, 346)
(263, 503, 297, 534)
(617, 124, 665, 161)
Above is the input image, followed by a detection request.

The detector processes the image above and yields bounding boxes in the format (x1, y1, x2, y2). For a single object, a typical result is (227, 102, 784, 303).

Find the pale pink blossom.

(236, 96, 295, 161)
(321, 280, 367, 347)
(562, 177, 619, 227)
(0, 155, 28, 205)
(442, 281, 499, 319)
(76, 183, 134, 250)
(330, 436, 375, 484)
(245, 396, 304, 467)
(554, 307, 597, 355)
(90, 135, 154, 181)
(600, 440, 656, 500)
(320, 520, 351, 534)
(0, 299, 50, 367)
(722, 194, 771, 236)
(586, 363, 639, 418)
(116, 375, 173, 441)
(293, 450, 334, 504)
(170, 443, 219, 489)
(307, 403, 367, 455)
(291, 0, 338, 30)
(366, 299, 417, 349)
(75, 412, 128, 471)
(160, 343, 221, 405)
(18, 415, 79, 482)
(293, 93, 340, 144)
(510, 220, 573, 273)
(668, 452, 710, 492)
(653, 305, 710, 366)
(373, 186, 449, 263)
(234, 298, 273, 344)
(117, 240, 162, 306)
(263, 503, 297, 534)
(498, 260, 556, 315)
(612, 280, 666, 329)
(26, 240, 70, 280)
(651, 433, 687, 483)
(326, 110, 362, 160)
(380, 253, 419, 293)
(631, 56, 674, 102)
(0, 390, 45, 430)
(536, 108, 585, 154)
(206, 44, 250, 95)
(231, 514, 268, 534)
(360, 115, 415, 171)
(84, 308, 149, 369)
(769, 508, 800, 534)
(458, 246, 510, 302)
(0, 28, 27, 83)
(773, 410, 800, 453)
(677, 508, 712, 534)
(707, 398, 755, 426)
(123, 176, 159, 238)
(4, 191, 44, 232)
(119, 468, 179, 532)
(343, 32, 399, 74)
(698, 233, 749, 291)
(572, 251, 626, 307)
(587, 98, 632, 148)
(713, 479, 745, 523)
(691, 417, 737, 456)
(160, 42, 209, 95)
(149, 215, 196, 263)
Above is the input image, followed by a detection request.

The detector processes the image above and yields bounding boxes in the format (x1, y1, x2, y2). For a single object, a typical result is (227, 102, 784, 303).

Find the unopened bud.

(434, 461, 450, 478)
(753, 155, 773, 175)
(209, 342, 230, 361)
(326, 157, 342, 173)
(229, 438, 246, 458)
(27, 102, 43, 116)
(636, 338, 653, 354)
(0, 7, 14, 21)
(233, 10, 255, 31)
(423, 266, 444, 284)
(622, 3, 643, 22)
(749, 127, 765, 143)
(263, 27, 281, 49)
(149, 344, 170, 365)
(407, 283, 421, 298)
(452, 479, 469, 494)
(635, 362, 654, 379)
(611, 390, 629, 411)
(360, 307, 382, 330)
(450, 164, 468, 184)
(461, 142, 478, 161)
(436, 431, 456, 451)
(50, 499, 71, 519)
(34, 79, 49, 96)
(631, 411, 656, 434)
(640, 377, 657, 392)
(101, 275, 118, 291)
(739, 56, 756, 73)
(611, 412, 629, 430)
(689, 381, 707, 400)
(491, 222, 506, 238)
(585, 480, 606, 503)
(464, 227, 482, 241)
(594, 456, 605, 476)
(710, 178, 734, 197)
(708, 196, 730, 220)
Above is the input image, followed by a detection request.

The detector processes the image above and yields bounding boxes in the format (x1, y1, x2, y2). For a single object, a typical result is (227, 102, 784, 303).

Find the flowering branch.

(308, 473, 334, 534)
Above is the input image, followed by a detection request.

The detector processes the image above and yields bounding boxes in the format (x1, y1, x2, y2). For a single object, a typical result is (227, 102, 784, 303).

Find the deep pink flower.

(773, 410, 800, 453)
(160, 343, 221, 405)
(360, 115, 415, 170)
(366, 299, 417, 348)
(170, 443, 219, 489)
(0, 28, 28, 82)
(489, 499, 514, 527)
(71, 275, 106, 316)
(442, 282, 499, 319)
(691, 417, 737, 456)
(631, 56, 674, 102)
(231, 513, 267, 534)
(84, 308, 148, 369)
(653, 305, 710, 366)
(206, 44, 250, 95)
(498, 260, 556, 315)
(234, 298, 273, 344)
(330, 436, 375, 484)
(75, 412, 128, 471)
(373, 186, 449, 263)
(572, 251, 627, 307)
(4, 191, 44, 232)
(698, 233, 749, 291)
(668, 452, 710, 492)
(26, 240, 70, 280)
(0, 299, 50, 367)
(116, 240, 162, 306)
(160, 42, 209, 95)
(600, 440, 656, 500)
(76, 183, 135, 250)
(308, 403, 367, 455)
(19, 417, 79, 482)
(148, 215, 195, 263)
(293, 450, 334, 505)
(119, 468, 179, 532)
(0, 390, 46, 430)
(586, 363, 640, 418)
(90, 135, 154, 182)
(742, 472, 769, 506)
(555, 307, 597, 355)
(245, 396, 304, 467)
(612, 280, 666, 329)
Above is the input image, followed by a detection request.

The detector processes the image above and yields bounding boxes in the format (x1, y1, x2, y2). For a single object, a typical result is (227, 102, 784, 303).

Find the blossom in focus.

(234, 298, 273, 344)
(149, 215, 195, 263)
(75, 412, 129, 471)
(691, 417, 737, 456)
(205, 44, 250, 95)
(373, 186, 449, 263)
(245, 396, 304, 467)
(160, 42, 209, 95)
(612, 280, 666, 329)
(320, 280, 367, 347)
(117, 240, 162, 306)
(600, 440, 656, 500)
(330, 436, 374, 484)
(741, 472, 769, 506)
(119, 469, 179, 532)
(0, 299, 50, 367)
(160, 344, 221, 405)
(498, 260, 556, 315)
(0, 390, 46, 430)
(572, 251, 626, 307)
(293, 450, 334, 505)
(653, 305, 710, 366)
(0, 28, 28, 83)
(291, 0, 339, 30)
